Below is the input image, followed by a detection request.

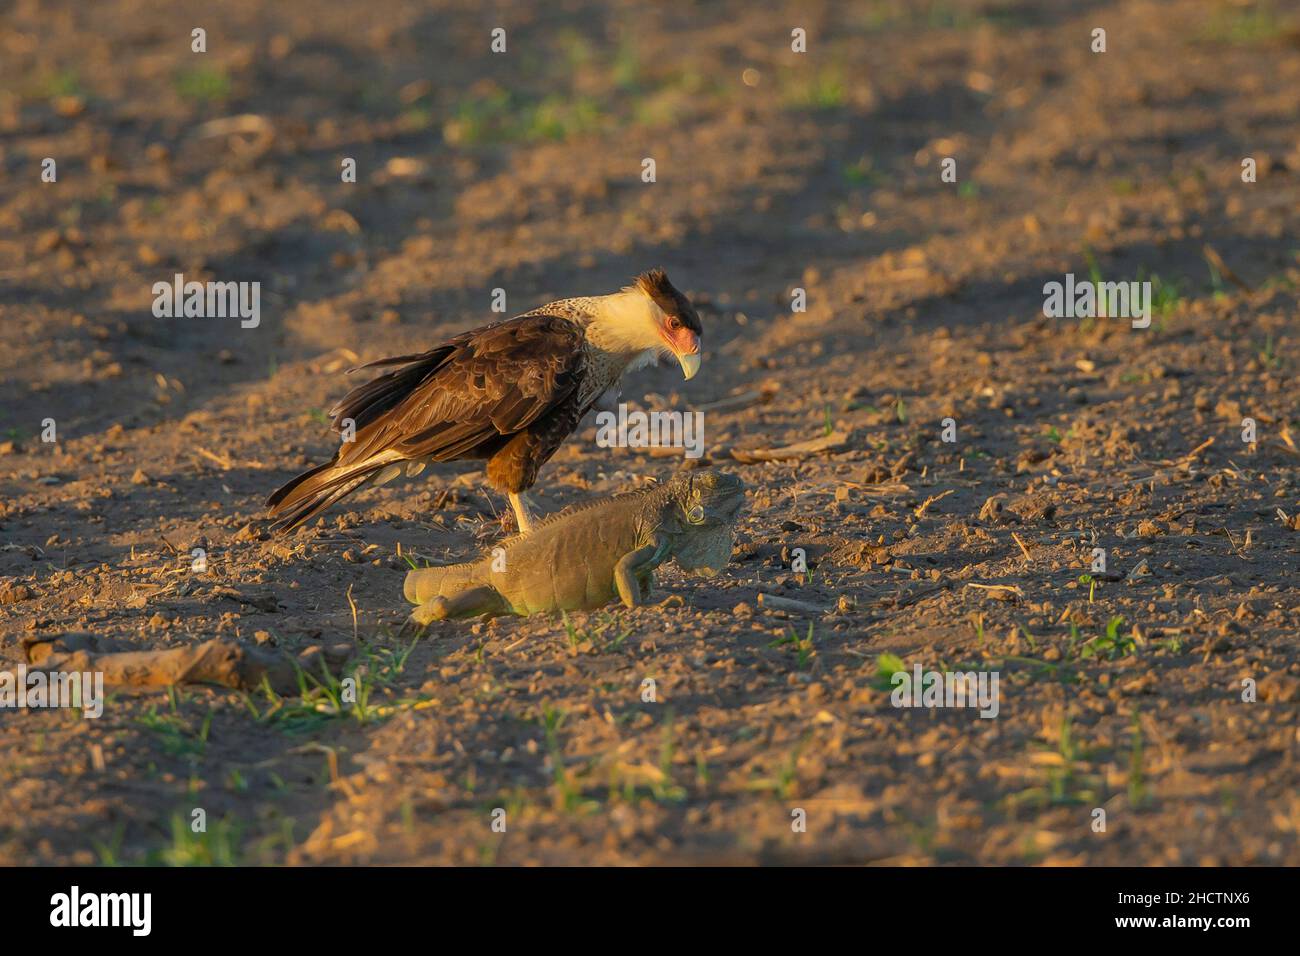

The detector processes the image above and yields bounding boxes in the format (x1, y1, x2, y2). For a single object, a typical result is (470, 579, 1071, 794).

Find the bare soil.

(1, 0, 1299, 865)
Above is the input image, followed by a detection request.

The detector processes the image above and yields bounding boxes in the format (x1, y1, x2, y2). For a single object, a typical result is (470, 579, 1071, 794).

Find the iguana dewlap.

(404, 470, 745, 623)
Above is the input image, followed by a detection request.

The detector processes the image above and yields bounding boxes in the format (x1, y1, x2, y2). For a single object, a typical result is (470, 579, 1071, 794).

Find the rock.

(0, 581, 33, 605)
(1016, 448, 1049, 472)
(235, 522, 270, 542)
(53, 95, 85, 117)
(978, 495, 1015, 523)
(1261, 675, 1300, 703)
(1215, 398, 1243, 422)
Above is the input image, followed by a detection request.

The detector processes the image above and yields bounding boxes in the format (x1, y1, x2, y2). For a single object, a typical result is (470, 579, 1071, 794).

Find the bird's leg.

(508, 491, 539, 534)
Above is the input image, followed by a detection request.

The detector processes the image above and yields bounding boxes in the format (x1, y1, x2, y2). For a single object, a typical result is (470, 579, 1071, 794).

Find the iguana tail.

(404, 561, 480, 606)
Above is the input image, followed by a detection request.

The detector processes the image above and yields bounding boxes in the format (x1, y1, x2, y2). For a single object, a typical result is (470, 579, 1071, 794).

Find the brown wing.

(328, 313, 587, 469)
(484, 390, 593, 493)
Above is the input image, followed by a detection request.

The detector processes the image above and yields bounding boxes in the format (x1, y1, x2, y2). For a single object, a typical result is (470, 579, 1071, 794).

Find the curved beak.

(672, 327, 702, 380)
(678, 351, 701, 380)
(662, 323, 702, 380)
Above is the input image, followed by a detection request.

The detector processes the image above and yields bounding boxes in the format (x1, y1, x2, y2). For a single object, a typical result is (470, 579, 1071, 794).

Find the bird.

(266, 269, 703, 535)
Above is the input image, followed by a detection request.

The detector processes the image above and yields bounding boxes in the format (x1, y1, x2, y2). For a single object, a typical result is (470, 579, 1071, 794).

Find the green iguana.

(404, 470, 745, 624)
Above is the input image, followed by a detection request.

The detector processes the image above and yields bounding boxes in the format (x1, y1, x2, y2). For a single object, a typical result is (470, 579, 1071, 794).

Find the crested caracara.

(266, 269, 703, 534)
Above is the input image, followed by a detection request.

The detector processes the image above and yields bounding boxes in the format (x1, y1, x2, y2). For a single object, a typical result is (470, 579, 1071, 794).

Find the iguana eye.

(687, 504, 705, 523)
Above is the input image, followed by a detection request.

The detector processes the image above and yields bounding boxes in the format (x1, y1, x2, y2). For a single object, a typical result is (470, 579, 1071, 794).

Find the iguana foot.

(405, 596, 452, 630)
(408, 586, 508, 625)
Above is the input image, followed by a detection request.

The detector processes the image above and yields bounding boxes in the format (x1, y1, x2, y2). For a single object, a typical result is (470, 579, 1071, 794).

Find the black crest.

(635, 268, 702, 334)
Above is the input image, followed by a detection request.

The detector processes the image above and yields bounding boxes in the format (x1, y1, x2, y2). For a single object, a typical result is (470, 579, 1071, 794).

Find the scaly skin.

(404, 470, 745, 624)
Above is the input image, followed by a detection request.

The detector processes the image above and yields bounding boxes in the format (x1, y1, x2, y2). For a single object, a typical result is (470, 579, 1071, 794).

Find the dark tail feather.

(266, 460, 383, 534)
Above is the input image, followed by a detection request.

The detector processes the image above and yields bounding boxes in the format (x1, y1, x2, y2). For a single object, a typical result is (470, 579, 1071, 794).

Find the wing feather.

(330, 313, 586, 469)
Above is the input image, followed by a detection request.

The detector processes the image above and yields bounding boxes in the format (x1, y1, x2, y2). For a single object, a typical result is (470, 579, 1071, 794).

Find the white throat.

(586, 289, 669, 364)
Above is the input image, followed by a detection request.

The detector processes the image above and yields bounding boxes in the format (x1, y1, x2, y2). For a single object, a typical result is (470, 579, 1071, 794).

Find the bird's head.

(598, 268, 703, 379)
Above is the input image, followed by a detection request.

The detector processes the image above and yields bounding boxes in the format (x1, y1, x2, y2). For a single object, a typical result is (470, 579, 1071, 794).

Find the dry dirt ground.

(2, 0, 1299, 865)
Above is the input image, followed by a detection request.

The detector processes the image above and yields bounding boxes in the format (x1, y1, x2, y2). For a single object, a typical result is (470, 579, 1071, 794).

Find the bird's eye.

(667, 316, 681, 330)
(687, 504, 705, 522)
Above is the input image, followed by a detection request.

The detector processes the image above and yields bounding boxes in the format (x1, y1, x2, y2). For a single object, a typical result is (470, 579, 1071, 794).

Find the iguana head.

(662, 470, 746, 575)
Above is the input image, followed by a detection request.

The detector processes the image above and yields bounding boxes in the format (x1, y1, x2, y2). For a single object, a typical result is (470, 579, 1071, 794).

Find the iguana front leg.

(614, 537, 667, 608)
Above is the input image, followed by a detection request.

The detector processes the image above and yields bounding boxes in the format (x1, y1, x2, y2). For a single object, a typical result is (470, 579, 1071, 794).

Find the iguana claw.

(409, 596, 451, 626)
